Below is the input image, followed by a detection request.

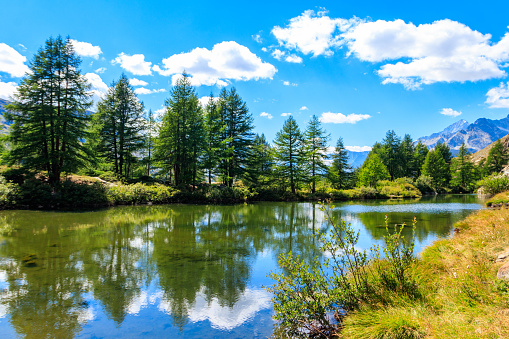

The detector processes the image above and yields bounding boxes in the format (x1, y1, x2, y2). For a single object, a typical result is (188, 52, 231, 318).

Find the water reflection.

(0, 197, 483, 338)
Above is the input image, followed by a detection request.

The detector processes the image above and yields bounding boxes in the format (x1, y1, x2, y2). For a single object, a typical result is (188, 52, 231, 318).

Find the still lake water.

(0, 195, 483, 338)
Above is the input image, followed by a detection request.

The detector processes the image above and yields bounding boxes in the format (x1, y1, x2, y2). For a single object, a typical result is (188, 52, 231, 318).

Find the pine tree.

(328, 137, 351, 189)
(434, 141, 452, 185)
(273, 116, 305, 194)
(422, 149, 449, 190)
(379, 130, 402, 180)
(244, 134, 273, 189)
(93, 74, 144, 179)
(6, 36, 92, 185)
(218, 88, 254, 187)
(399, 134, 415, 178)
(143, 109, 156, 177)
(484, 140, 509, 175)
(303, 115, 329, 193)
(450, 143, 475, 192)
(156, 72, 204, 187)
(413, 141, 429, 178)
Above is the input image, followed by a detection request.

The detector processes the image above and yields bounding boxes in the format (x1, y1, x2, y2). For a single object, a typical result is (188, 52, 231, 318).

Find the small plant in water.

(265, 201, 417, 338)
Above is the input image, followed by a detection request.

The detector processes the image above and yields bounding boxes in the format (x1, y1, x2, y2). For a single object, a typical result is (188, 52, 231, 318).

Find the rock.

(497, 262, 509, 279)
(497, 249, 509, 262)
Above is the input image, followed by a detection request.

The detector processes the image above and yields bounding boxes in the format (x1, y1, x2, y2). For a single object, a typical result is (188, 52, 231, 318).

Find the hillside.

(417, 114, 509, 153)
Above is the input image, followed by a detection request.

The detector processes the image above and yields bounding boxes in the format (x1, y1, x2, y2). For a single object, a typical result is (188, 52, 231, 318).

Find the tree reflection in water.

(0, 197, 483, 337)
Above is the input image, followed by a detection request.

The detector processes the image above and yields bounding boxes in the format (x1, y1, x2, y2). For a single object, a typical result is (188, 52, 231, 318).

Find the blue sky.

(1, 0, 509, 151)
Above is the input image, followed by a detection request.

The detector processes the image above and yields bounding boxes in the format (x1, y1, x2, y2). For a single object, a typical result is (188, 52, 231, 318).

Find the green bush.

(377, 181, 422, 198)
(414, 175, 435, 194)
(0, 175, 17, 207)
(266, 203, 418, 338)
(477, 174, 509, 195)
(106, 182, 176, 204)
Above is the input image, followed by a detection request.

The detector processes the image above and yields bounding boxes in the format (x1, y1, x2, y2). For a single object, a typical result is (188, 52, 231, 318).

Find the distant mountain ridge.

(416, 114, 509, 153)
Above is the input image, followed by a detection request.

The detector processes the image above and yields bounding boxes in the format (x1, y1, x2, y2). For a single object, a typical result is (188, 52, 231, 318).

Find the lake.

(0, 195, 484, 338)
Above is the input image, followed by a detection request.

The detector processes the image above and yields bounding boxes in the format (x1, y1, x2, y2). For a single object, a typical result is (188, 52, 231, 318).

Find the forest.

(1, 36, 508, 208)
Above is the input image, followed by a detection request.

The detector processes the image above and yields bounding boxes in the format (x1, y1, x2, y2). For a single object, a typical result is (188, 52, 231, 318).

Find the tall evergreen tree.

(399, 134, 415, 178)
(303, 115, 329, 193)
(413, 141, 429, 178)
(328, 137, 351, 189)
(156, 72, 204, 187)
(244, 133, 273, 189)
(6, 36, 92, 185)
(434, 141, 452, 185)
(484, 140, 509, 175)
(143, 109, 156, 177)
(450, 143, 476, 192)
(422, 149, 449, 190)
(218, 88, 254, 187)
(93, 74, 144, 179)
(380, 130, 402, 180)
(273, 116, 305, 194)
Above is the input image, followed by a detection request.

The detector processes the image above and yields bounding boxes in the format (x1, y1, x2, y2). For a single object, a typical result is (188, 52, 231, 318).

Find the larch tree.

(328, 137, 351, 189)
(484, 140, 509, 175)
(422, 149, 449, 190)
(303, 115, 329, 193)
(273, 116, 305, 194)
(156, 72, 204, 188)
(6, 36, 92, 185)
(357, 153, 389, 187)
(450, 143, 476, 192)
(93, 74, 145, 179)
(218, 88, 254, 187)
(413, 141, 429, 178)
(244, 133, 273, 189)
(380, 130, 402, 180)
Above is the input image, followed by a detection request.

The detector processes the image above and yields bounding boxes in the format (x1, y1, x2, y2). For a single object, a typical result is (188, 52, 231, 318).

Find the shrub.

(477, 174, 509, 196)
(414, 175, 435, 194)
(106, 182, 176, 205)
(266, 202, 417, 338)
(0, 175, 17, 207)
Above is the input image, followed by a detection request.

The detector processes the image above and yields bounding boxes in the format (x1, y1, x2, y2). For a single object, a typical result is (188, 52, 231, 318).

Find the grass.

(339, 205, 509, 338)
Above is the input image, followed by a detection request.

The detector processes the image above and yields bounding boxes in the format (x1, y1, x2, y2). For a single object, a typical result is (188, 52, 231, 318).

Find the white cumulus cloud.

(70, 39, 102, 59)
(95, 67, 106, 74)
(153, 41, 277, 87)
(129, 78, 148, 86)
(0, 43, 30, 77)
(260, 112, 273, 119)
(281, 112, 292, 117)
(283, 80, 297, 86)
(299, 106, 309, 110)
(0, 80, 18, 100)
(486, 82, 509, 108)
(319, 112, 371, 124)
(113, 53, 153, 76)
(134, 87, 166, 95)
(272, 9, 358, 57)
(440, 108, 462, 117)
(345, 145, 372, 152)
(198, 95, 219, 108)
(85, 72, 108, 105)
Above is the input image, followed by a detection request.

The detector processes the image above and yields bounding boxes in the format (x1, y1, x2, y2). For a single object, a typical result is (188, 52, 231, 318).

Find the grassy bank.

(339, 204, 509, 338)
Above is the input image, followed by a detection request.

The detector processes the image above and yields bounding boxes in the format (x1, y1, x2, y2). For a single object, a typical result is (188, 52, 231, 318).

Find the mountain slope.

(417, 114, 509, 153)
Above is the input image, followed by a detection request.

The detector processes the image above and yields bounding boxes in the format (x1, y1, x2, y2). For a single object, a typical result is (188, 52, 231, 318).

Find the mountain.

(416, 114, 509, 154)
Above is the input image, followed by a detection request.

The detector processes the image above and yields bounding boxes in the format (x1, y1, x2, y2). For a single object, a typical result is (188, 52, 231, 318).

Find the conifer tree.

(156, 72, 204, 187)
(422, 149, 449, 190)
(328, 137, 351, 189)
(93, 74, 144, 179)
(303, 115, 329, 193)
(413, 141, 429, 178)
(273, 116, 305, 194)
(6, 36, 92, 185)
(380, 130, 402, 180)
(399, 134, 415, 178)
(244, 133, 273, 189)
(218, 88, 254, 187)
(484, 140, 509, 175)
(450, 143, 475, 192)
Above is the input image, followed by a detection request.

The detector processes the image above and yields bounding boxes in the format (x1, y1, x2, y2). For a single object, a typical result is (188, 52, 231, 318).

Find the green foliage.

(413, 175, 435, 194)
(376, 181, 422, 198)
(91, 74, 145, 179)
(5, 35, 92, 185)
(328, 137, 351, 190)
(477, 174, 509, 195)
(156, 72, 205, 188)
(422, 150, 449, 191)
(303, 115, 329, 193)
(266, 203, 418, 338)
(358, 153, 390, 187)
(450, 143, 477, 192)
(273, 116, 306, 194)
(106, 182, 176, 205)
(413, 142, 429, 178)
(484, 140, 509, 176)
(0, 175, 17, 207)
(244, 134, 273, 189)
